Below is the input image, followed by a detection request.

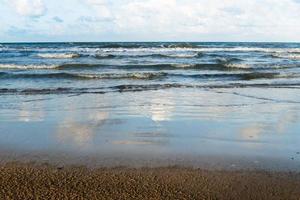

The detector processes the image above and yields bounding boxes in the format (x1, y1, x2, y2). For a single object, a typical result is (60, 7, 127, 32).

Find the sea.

(0, 42, 300, 170)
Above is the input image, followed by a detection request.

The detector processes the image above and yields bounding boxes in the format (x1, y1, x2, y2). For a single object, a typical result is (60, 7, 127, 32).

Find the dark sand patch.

(0, 163, 300, 200)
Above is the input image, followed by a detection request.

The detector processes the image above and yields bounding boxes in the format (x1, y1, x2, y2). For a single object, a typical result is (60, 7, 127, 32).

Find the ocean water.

(1, 42, 300, 169)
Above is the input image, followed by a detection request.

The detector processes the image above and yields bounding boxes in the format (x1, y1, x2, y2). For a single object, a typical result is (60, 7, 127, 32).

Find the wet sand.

(0, 162, 300, 200)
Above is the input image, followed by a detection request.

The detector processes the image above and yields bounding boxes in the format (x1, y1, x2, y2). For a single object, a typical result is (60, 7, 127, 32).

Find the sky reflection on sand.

(56, 112, 109, 148)
(18, 102, 45, 122)
(1, 88, 300, 168)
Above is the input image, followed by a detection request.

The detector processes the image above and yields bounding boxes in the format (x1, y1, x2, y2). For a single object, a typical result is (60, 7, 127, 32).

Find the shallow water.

(1, 42, 300, 170)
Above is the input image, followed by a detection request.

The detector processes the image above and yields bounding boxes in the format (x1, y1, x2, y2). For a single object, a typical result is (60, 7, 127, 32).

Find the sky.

(1, 0, 300, 42)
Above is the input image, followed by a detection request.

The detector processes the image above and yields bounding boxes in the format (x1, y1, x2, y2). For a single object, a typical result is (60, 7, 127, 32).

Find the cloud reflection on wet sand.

(56, 112, 109, 148)
(112, 140, 154, 145)
(18, 102, 45, 122)
(2, 87, 299, 166)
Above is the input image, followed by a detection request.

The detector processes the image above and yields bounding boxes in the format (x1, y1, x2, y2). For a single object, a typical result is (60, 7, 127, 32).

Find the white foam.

(168, 53, 200, 58)
(0, 64, 58, 69)
(273, 53, 300, 60)
(3, 46, 300, 56)
(171, 64, 196, 68)
(77, 72, 164, 79)
(96, 47, 300, 54)
(225, 63, 250, 69)
(37, 53, 81, 59)
(0, 46, 9, 52)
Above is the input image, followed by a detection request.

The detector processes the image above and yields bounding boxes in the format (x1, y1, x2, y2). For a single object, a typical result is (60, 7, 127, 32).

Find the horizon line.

(1, 41, 300, 44)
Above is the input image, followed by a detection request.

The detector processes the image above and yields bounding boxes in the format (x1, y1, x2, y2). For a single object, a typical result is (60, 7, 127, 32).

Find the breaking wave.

(1, 82, 300, 95)
(271, 53, 300, 60)
(93, 52, 204, 59)
(0, 63, 257, 71)
(0, 71, 284, 82)
(37, 53, 81, 59)
(0, 72, 168, 80)
(0, 64, 58, 69)
(1, 42, 300, 96)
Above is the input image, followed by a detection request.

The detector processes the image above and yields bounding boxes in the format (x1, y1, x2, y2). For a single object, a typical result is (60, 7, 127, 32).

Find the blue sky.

(1, 0, 300, 42)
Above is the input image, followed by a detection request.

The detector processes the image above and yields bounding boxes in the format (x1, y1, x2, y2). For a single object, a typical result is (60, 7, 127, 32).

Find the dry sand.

(0, 163, 300, 200)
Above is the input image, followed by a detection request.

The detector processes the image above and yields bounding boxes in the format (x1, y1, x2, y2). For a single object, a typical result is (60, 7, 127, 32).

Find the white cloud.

(10, 0, 46, 17)
(82, 0, 300, 41)
(2, 0, 300, 41)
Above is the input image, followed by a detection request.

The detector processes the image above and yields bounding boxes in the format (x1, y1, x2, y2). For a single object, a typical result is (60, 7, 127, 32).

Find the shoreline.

(1, 148, 300, 172)
(1, 162, 300, 200)
(1, 149, 300, 199)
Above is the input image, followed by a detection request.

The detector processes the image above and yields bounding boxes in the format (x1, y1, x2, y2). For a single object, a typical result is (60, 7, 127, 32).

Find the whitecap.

(0, 64, 58, 69)
(37, 53, 81, 59)
(225, 63, 250, 69)
(272, 53, 300, 60)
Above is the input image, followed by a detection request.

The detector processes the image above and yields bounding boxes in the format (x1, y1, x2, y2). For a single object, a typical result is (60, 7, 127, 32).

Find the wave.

(95, 47, 300, 53)
(224, 63, 300, 70)
(25, 46, 287, 53)
(2, 43, 300, 54)
(0, 87, 82, 95)
(93, 52, 204, 59)
(0, 71, 283, 82)
(162, 43, 200, 48)
(2, 62, 298, 71)
(153, 52, 203, 58)
(96, 43, 148, 49)
(0, 72, 168, 80)
(216, 57, 243, 64)
(56, 63, 100, 69)
(94, 72, 167, 80)
(0, 64, 58, 69)
(94, 54, 117, 59)
(111, 84, 184, 92)
(237, 72, 279, 80)
(95, 82, 300, 93)
(119, 63, 247, 71)
(271, 53, 300, 60)
(1, 82, 300, 95)
(0, 63, 252, 71)
(202, 47, 300, 53)
(0, 51, 32, 58)
(175, 72, 280, 80)
(37, 53, 81, 59)
(93, 43, 201, 49)
(56, 63, 197, 70)
(224, 63, 250, 69)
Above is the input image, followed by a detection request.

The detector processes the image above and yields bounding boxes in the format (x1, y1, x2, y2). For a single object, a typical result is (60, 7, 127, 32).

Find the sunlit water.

(0, 42, 300, 170)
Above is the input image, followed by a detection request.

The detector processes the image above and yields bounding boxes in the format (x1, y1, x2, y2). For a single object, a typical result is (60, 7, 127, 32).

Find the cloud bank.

(10, 0, 46, 17)
(1, 0, 300, 42)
